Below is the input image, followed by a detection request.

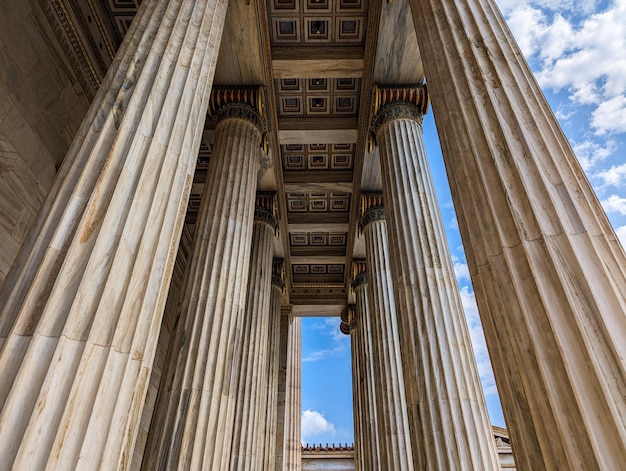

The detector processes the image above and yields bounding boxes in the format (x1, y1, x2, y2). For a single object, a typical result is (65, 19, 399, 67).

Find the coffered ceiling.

(45, 0, 425, 316)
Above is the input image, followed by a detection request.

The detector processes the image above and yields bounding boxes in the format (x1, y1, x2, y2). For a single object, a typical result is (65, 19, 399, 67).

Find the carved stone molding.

(370, 84, 429, 134)
(359, 192, 385, 230)
(272, 258, 286, 290)
(255, 192, 279, 233)
(351, 259, 367, 289)
(209, 86, 268, 133)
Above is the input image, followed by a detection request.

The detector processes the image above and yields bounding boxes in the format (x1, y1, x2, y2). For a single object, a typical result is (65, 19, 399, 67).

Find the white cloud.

(596, 162, 626, 187)
(571, 139, 616, 172)
(302, 410, 336, 442)
(601, 194, 626, 215)
(454, 261, 470, 282)
(459, 285, 498, 396)
(591, 95, 626, 135)
(302, 318, 349, 362)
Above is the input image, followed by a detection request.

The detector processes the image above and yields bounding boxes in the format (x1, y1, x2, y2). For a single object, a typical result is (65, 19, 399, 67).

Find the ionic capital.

(209, 86, 267, 134)
(359, 192, 385, 230)
(370, 84, 429, 135)
(272, 258, 285, 290)
(351, 259, 368, 289)
(254, 192, 279, 234)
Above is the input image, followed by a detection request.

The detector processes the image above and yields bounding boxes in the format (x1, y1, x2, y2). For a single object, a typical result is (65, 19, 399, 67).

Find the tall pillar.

(342, 306, 363, 471)
(141, 87, 265, 470)
(409, 1, 626, 468)
(262, 260, 286, 471)
(359, 194, 414, 470)
(371, 86, 500, 470)
(230, 193, 279, 470)
(283, 315, 302, 471)
(350, 262, 381, 470)
(0, 1, 228, 469)
(274, 305, 292, 470)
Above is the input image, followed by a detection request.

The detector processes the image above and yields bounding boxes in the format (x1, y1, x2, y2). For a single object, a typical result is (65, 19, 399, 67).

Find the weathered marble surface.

(374, 103, 500, 470)
(350, 279, 381, 471)
(410, 0, 626, 468)
(0, 0, 228, 469)
(360, 203, 414, 470)
(284, 316, 302, 471)
(0, 0, 89, 286)
(230, 210, 276, 470)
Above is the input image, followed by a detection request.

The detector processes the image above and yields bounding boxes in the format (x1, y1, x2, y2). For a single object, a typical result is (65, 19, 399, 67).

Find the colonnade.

(0, 0, 624, 469)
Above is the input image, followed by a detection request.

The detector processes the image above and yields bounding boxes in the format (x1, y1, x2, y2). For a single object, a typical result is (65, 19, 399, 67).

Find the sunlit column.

(230, 193, 279, 470)
(284, 315, 302, 470)
(371, 86, 500, 470)
(359, 194, 414, 470)
(261, 260, 285, 470)
(409, 1, 626, 468)
(141, 87, 265, 470)
(350, 262, 381, 469)
(274, 305, 292, 470)
(0, 1, 228, 469)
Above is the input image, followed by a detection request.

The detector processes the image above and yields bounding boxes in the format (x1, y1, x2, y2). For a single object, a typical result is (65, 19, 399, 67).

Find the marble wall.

(0, 0, 89, 285)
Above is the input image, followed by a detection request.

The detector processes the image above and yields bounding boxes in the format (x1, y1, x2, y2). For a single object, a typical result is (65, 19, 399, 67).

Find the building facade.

(0, 0, 624, 469)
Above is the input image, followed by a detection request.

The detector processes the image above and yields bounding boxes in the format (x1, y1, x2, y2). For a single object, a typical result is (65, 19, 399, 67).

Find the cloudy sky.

(301, 0, 626, 445)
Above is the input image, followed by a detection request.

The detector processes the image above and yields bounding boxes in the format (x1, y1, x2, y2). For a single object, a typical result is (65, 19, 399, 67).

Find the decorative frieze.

(351, 259, 368, 289)
(370, 85, 428, 133)
(209, 86, 268, 136)
(255, 192, 280, 234)
(359, 193, 385, 231)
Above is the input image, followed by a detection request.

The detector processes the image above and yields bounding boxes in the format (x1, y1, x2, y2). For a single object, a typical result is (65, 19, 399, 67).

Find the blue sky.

(301, 0, 626, 445)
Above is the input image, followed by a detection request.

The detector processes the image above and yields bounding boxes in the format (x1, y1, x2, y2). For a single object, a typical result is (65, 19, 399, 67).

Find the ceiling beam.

(272, 59, 364, 78)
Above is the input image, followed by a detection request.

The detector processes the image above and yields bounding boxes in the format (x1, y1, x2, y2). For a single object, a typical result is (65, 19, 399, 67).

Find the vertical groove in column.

(274, 308, 290, 470)
(262, 272, 284, 471)
(142, 112, 261, 471)
(409, 1, 626, 468)
(284, 316, 302, 471)
(352, 279, 381, 469)
(229, 212, 276, 470)
(362, 211, 414, 471)
(375, 106, 499, 471)
(0, 1, 228, 470)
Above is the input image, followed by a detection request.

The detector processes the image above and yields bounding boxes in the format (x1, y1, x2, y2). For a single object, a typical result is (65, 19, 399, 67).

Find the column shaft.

(262, 264, 285, 471)
(142, 105, 262, 470)
(349, 309, 365, 471)
(374, 97, 499, 470)
(0, 1, 227, 469)
(283, 316, 302, 470)
(361, 202, 414, 470)
(410, 1, 626, 468)
(274, 306, 291, 470)
(230, 199, 277, 470)
(352, 274, 382, 470)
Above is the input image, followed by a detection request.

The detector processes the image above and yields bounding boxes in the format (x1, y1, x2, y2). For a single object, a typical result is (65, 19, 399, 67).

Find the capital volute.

(351, 259, 368, 289)
(254, 192, 279, 235)
(359, 193, 385, 230)
(271, 258, 285, 291)
(369, 84, 429, 137)
(209, 86, 268, 141)
(340, 305, 358, 334)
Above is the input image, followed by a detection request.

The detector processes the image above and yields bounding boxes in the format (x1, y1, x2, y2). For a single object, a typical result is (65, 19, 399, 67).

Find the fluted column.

(230, 193, 278, 470)
(141, 88, 265, 470)
(262, 260, 285, 470)
(275, 305, 292, 470)
(350, 262, 381, 470)
(0, 1, 227, 469)
(371, 86, 500, 470)
(342, 306, 363, 471)
(284, 315, 302, 471)
(409, 2, 626, 468)
(359, 194, 414, 470)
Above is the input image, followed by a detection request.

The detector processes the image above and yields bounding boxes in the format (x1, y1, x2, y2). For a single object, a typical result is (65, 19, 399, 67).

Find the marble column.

(284, 315, 302, 471)
(262, 260, 285, 471)
(0, 1, 227, 469)
(275, 305, 292, 470)
(351, 262, 381, 470)
(409, 1, 626, 468)
(342, 306, 364, 471)
(141, 88, 265, 470)
(359, 194, 414, 470)
(230, 193, 278, 470)
(371, 86, 500, 470)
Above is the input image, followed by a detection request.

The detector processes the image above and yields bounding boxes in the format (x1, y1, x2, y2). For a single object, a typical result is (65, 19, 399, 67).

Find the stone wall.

(0, 0, 89, 286)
